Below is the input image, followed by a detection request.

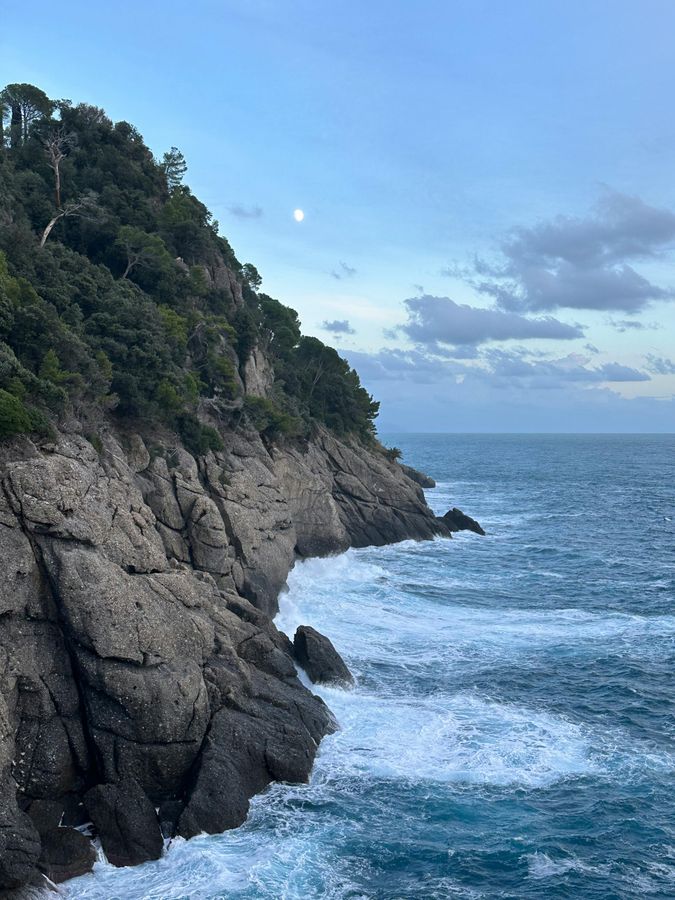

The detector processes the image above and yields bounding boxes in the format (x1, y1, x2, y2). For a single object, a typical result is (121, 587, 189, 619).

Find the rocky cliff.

(0, 419, 449, 891)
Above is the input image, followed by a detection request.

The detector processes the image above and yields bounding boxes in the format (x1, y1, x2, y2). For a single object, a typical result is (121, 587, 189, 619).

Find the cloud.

(394, 294, 583, 353)
(343, 348, 463, 383)
(483, 350, 650, 386)
(343, 347, 649, 392)
(322, 319, 356, 335)
(609, 318, 661, 332)
(645, 355, 675, 375)
(227, 204, 263, 219)
(330, 261, 357, 280)
(473, 190, 675, 313)
(340, 342, 670, 430)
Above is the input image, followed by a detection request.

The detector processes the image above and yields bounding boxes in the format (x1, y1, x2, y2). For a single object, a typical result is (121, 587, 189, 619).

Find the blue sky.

(3, 0, 675, 431)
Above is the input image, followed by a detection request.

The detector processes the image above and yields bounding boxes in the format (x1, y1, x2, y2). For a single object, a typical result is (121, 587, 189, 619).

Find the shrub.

(0, 388, 51, 439)
(243, 395, 300, 441)
(177, 412, 223, 455)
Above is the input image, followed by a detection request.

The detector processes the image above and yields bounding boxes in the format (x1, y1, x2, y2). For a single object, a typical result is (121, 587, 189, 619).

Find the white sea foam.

(311, 688, 598, 788)
(278, 552, 675, 675)
(65, 524, 675, 899)
(525, 851, 609, 879)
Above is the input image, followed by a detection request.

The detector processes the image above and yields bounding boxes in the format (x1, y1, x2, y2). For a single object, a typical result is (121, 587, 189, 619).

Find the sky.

(3, 0, 675, 431)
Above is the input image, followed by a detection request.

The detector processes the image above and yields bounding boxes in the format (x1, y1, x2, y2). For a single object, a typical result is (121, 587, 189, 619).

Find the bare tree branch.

(40, 192, 99, 247)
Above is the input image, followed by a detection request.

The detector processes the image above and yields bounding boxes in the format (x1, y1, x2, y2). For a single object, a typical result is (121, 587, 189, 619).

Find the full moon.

(293, 208, 305, 222)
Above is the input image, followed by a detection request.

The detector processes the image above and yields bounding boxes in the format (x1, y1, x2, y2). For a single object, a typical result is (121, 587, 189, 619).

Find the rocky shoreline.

(0, 420, 483, 893)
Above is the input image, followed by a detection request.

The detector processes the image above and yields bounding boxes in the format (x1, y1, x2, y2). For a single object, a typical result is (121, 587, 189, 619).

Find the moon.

(293, 208, 305, 222)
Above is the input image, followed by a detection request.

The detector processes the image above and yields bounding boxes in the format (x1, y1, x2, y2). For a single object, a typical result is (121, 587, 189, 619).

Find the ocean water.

(66, 434, 675, 900)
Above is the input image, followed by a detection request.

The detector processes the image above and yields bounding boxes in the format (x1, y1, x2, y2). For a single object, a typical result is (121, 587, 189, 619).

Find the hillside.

(0, 82, 378, 451)
(0, 83, 456, 892)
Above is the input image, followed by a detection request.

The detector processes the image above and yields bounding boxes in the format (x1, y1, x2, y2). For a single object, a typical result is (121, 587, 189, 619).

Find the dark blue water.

(68, 434, 675, 899)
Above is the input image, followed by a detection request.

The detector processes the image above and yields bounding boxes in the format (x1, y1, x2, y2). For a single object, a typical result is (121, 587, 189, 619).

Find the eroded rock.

(0, 422, 448, 890)
(38, 826, 96, 883)
(441, 507, 486, 535)
(84, 780, 163, 867)
(293, 626, 354, 687)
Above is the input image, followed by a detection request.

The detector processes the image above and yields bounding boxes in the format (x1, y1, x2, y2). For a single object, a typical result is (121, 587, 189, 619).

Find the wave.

(311, 689, 599, 789)
(278, 553, 675, 675)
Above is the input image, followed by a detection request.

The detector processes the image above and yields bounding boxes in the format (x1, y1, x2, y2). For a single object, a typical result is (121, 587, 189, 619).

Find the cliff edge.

(0, 421, 448, 889)
(0, 83, 465, 891)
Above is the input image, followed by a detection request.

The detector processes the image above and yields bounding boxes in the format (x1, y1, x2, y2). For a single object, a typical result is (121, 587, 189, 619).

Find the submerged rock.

(441, 507, 486, 535)
(293, 626, 354, 687)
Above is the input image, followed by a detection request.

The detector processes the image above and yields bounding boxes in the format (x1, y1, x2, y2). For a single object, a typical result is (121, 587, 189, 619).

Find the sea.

(66, 434, 675, 900)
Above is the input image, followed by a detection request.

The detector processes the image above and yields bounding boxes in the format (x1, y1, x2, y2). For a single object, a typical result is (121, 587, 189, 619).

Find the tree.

(115, 225, 172, 279)
(42, 127, 77, 207)
(39, 192, 99, 247)
(242, 263, 262, 290)
(1, 83, 53, 147)
(161, 147, 187, 190)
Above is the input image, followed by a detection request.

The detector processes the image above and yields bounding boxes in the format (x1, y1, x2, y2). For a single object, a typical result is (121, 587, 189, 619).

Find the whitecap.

(525, 851, 609, 880)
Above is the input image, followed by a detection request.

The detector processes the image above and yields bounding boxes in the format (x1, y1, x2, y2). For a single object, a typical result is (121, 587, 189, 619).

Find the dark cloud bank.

(395, 294, 582, 354)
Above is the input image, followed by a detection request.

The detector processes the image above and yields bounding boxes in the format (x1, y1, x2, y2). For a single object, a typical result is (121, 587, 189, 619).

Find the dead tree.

(43, 128, 76, 208)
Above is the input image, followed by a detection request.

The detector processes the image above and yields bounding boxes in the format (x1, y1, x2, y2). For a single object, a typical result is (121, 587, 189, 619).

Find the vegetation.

(0, 83, 379, 446)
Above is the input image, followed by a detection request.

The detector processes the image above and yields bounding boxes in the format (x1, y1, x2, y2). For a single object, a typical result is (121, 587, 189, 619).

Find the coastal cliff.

(0, 420, 450, 889)
(0, 83, 465, 891)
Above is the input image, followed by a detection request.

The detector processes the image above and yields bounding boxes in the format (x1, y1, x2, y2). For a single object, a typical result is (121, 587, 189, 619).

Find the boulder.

(440, 507, 485, 535)
(84, 780, 163, 867)
(293, 626, 354, 687)
(38, 826, 96, 883)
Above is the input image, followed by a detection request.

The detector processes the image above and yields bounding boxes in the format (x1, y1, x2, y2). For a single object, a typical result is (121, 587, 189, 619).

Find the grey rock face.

(242, 345, 274, 397)
(293, 626, 354, 687)
(400, 463, 436, 488)
(0, 421, 446, 889)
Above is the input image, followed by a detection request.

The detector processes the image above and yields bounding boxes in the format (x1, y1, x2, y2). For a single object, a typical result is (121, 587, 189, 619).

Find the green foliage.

(177, 413, 224, 455)
(1, 84, 54, 147)
(243, 395, 301, 441)
(160, 147, 187, 190)
(242, 263, 262, 290)
(384, 446, 402, 462)
(0, 388, 51, 439)
(85, 431, 103, 454)
(155, 378, 183, 414)
(115, 225, 172, 281)
(0, 81, 380, 450)
(158, 305, 188, 352)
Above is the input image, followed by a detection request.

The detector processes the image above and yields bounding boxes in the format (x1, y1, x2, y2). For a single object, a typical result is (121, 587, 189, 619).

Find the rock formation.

(441, 507, 486, 535)
(0, 421, 450, 890)
(293, 626, 354, 687)
(400, 463, 436, 488)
